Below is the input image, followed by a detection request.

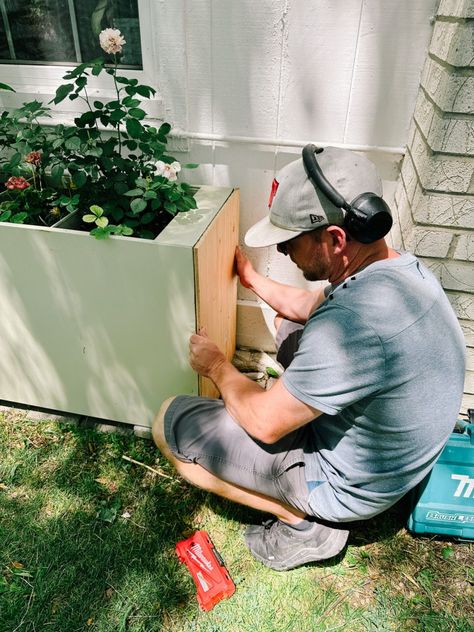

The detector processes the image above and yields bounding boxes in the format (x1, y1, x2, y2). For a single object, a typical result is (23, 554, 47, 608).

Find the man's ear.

(326, 225, 347, 254)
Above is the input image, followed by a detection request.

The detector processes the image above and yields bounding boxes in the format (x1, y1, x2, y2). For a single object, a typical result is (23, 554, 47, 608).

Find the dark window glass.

(0, 0, 142, 68)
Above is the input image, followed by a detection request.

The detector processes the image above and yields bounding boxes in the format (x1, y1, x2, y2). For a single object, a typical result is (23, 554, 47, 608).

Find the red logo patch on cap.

(268, 178, 279, 208)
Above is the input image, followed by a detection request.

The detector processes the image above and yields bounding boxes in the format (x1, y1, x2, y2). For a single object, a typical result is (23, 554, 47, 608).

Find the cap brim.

(244, 216, 303, 248)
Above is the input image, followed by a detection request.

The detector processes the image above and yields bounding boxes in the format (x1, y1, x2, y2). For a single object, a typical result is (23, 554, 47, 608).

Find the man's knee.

(152, 396, 176, 453)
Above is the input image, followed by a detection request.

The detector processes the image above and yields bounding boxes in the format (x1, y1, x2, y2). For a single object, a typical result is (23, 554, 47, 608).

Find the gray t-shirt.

(283, 253, 466, 522)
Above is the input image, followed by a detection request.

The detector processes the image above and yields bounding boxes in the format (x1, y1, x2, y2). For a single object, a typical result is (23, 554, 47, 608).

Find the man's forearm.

(208, 357, 269, 439)
(249, 274, 324, 323)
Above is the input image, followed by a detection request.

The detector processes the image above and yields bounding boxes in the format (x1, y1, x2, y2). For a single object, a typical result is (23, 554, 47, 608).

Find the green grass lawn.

(0, 408, 472, 632)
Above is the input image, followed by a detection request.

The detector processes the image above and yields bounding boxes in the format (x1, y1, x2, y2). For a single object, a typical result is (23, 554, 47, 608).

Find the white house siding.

(155, 0, 438, 348)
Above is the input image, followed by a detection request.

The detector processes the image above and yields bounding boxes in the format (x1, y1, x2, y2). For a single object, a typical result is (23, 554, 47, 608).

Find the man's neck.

(328, 240, 400, 284)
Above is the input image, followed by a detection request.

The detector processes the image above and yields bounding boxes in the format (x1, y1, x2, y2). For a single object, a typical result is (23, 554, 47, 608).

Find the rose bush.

(0, 28, 198, 239)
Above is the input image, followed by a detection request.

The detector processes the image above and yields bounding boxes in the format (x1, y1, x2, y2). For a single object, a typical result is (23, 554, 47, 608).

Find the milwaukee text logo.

(451, 473, 474, 498)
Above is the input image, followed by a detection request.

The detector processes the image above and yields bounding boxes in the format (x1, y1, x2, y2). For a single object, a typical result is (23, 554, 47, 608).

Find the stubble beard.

(302, 260, 329, 282)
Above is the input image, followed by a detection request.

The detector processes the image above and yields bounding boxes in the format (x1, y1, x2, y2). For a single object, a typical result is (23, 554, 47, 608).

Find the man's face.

(277, 228, 332, 281)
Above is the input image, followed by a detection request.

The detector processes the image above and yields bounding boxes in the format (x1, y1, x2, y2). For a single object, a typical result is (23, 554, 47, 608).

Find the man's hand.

(235, 246, 258, 290)
(189, 329, 226, 379)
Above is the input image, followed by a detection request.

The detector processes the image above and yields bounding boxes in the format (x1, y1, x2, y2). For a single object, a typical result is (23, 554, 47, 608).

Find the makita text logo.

(426, 510, 474, 523)
(451, 474, 474, 498)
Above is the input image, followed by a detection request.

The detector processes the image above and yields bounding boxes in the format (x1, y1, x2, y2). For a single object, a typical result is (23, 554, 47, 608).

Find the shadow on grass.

(0, 420, 212, 632)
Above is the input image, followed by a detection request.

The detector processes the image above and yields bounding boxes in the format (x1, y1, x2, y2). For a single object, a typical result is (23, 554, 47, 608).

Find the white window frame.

(0, 0, 165, 121)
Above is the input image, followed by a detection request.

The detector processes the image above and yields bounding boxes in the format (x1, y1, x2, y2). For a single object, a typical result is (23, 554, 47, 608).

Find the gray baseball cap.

(245, 146, 384, 248)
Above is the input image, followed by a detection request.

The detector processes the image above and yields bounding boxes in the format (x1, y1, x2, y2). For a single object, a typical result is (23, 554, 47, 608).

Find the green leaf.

(135, 85, 156, 98)
(64, 136, 81, 151)
(164, 201, 177, 214)
(135, 178, 148, 189)
(128, 108, 146, 120)
(89, 205, 103, 217)
(82, 214, 97, 223)
(11, 212, 27, 223)
(77, 111, 96, 126)
(115, 76, 131, 85)
(9, 152, 22, 168)
(63, 63, 88, 79)
(113, 181, 128, 195)
(85, 146, 103, 158)
(130, 198, 147, 214)
(90, 226, 112, 240)
(109, 109, 126, 122)
(91, 63, 104, 77)
(177, 196, 198, 212)
(140, 212, 155, 224)
(124, 139, 138, 151)
(122, 97, 141, 108)
(93, 100, 104, 109)
(182, 163, 199, 169)
(441, 546, 454, 559)
(0, 82, 15, 92)
(143, 190, 157, 200)
(126, 118, 143, 139)
(159, 123, 172, 136)
(51, 83, 74, 105)
(124, 188, 144, 197)
(116, 224, 133, 236)
(0, 210, 12, 221)
(111, 207, 125, 222)
(75, 76, 87, 90)
(96, 216, 109, 228)
(72, 171, 87, 188)
(265, 367, 280, 378)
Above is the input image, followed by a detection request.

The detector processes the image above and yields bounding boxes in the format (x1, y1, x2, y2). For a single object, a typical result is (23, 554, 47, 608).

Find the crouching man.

(152, 146, 466, 571)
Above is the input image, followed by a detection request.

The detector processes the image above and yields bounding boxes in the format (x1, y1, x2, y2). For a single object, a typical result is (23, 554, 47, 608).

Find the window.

(0, 0, 142, 68)
(0, 1, 187, 129)
(0, 0, 170, 121)
(0, 0, 143, 68)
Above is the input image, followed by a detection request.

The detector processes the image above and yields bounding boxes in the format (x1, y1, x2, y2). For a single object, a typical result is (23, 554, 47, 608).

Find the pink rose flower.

(99, 28, 126, 55)
(25, 151, 42, 165)
(5, 176, 30, 190)
(155, 161, 181, 182)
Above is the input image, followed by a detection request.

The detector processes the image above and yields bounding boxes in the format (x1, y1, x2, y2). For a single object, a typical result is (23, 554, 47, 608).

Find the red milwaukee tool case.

(175, 530, 235, 611)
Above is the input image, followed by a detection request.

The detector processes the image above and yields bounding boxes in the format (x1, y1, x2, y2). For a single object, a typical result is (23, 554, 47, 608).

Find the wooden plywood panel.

(194, 189, 240, 398)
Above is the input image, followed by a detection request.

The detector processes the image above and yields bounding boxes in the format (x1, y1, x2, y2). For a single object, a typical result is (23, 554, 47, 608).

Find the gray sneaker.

(244, 518, 349, 571)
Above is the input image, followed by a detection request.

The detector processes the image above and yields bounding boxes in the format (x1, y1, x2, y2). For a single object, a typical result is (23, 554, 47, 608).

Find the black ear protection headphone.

(302, 144, 392, 244)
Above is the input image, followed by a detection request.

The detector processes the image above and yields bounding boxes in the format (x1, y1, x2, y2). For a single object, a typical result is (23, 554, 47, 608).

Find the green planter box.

(0, 186, 239, 427)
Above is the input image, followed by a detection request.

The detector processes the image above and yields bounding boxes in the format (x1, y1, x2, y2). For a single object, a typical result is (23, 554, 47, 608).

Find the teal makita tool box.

(407, 411, 474, 540)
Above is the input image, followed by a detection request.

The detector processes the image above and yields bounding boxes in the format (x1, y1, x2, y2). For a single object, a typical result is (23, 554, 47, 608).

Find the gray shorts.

(164, 320, 321, 516)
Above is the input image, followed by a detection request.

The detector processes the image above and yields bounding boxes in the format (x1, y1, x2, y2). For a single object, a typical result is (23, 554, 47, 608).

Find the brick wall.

(392, 0, 474, 413)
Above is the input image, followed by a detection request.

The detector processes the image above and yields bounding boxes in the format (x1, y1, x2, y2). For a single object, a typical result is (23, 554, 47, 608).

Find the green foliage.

(1, 411, 473, 632)
(0, 40, 198, 239)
